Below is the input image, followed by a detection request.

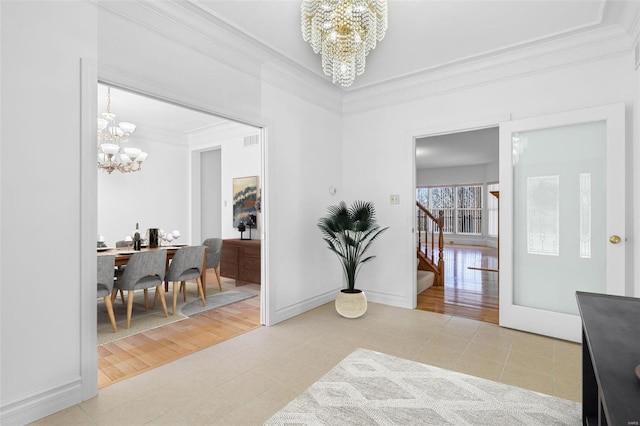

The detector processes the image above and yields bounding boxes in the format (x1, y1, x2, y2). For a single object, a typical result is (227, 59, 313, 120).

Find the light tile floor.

(33, 301, 581, 425)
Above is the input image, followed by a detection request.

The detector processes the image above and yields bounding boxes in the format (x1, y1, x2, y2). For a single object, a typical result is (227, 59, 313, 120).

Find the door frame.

(498, 103, 626, 342)
(80, 60, 271, 400)
(409, 114, 510, 308)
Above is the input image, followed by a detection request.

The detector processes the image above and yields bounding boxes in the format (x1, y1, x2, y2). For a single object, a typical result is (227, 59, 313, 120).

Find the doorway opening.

(95, 83, 265, 388)
(414, 126, 499, 324)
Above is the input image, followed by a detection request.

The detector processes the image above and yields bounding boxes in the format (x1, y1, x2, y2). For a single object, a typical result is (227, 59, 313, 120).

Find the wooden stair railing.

(416, 201, 445, 286)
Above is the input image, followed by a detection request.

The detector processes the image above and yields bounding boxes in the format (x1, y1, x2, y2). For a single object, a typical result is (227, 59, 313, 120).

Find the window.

(487, 183, 499, 237)
(416, 185, 485, 235)
(456, 185, 482, 235)
(430, 186, 455, 233)
(526, 175, 560, 256)
(579, 173, 592, 258)
(416, 186, 455, 233)
(416, 187, 429, 207)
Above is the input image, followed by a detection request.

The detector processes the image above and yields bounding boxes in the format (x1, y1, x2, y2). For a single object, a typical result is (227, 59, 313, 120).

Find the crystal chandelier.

(301, 0, 388, 88)
(97, 87, 147, 174)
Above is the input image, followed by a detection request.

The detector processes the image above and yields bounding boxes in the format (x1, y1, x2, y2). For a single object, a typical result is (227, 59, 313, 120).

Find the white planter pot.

(335, 289, 367, 318)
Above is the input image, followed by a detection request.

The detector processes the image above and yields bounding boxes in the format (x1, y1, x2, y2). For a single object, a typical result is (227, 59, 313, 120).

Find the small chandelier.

(301, 0, 388, 88)
(97, 87, 147, 174)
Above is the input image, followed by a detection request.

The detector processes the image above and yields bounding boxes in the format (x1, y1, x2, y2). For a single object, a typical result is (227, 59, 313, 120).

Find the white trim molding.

(343, 25, 632, 114)
(80, 58, 99, 401)
(97, 1, 343, 115)
(271, 289, 338, 325)
(364, 288, 414, 310)
(0, 379, 83, 426)
(1, 55, 101, 426)
(96, 1, 640, 117)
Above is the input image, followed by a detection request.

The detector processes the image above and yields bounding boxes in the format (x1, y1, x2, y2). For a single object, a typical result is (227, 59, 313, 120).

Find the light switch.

(390, 194, 400, 204)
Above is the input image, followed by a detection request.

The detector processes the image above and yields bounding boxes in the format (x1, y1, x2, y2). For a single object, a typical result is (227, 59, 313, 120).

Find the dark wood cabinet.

(576, 292, 640, 426)
(220, 239, 261, 286)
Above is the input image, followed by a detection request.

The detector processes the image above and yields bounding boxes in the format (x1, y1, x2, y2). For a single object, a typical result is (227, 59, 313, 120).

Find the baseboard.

(364, 288, 413, 309)
(270, 286, 415, 323)
(0, 378, 83, 426)
(270, 288, 338, 324)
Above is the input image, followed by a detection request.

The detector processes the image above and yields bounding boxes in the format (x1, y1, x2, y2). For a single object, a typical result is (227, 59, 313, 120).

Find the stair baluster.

(416, 201, 445, 286)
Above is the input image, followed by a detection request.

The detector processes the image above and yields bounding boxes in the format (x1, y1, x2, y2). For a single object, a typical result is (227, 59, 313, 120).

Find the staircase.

(417, 270, 435, 294)
(416, 201, 445, 286)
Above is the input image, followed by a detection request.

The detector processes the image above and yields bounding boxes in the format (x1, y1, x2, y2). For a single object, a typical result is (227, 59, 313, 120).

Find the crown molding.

(97, 0, 261, 78)
(98, 1, 639, 118)
(343, 24, 632, 115)
(618, 1, 640, 39)
(186, 120, 244, 138)
(188, 120, 259, 151)
(624, 1, 640, 46)
(260, 61, 343, 114)
(184, 1, 321, 78)
(178, 0, 343, 112)
(133, 127, 188, 147)
(97, 0, 343, 114)
(189, 121, 260, 152)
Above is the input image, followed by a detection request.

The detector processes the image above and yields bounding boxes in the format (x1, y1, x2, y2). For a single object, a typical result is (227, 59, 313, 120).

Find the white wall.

(189, 83, 343, 323)
(98, 139, 190, 247)
(189, 122, 261, 243)
(0, 1, 98, 424)
(343, 54, 636, 309)
(261, 81, 343, 321)
(220, 133, 261, 240)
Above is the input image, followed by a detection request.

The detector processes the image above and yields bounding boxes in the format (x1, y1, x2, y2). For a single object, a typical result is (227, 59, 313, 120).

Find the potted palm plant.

(318, 200, 389, 318)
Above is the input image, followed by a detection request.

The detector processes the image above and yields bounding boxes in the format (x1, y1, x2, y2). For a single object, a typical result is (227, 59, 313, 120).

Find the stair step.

(417, 270, 435, 294)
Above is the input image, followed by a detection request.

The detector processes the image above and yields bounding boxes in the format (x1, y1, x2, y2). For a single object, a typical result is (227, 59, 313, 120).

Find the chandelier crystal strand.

(301, 0, 387, 88)
(97, 87, 147, 174)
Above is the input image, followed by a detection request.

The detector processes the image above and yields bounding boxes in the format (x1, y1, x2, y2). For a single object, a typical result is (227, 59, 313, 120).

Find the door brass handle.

(609, 235, 622, 244)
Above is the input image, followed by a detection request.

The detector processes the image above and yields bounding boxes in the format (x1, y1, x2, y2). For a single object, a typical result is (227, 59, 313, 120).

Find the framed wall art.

(232, 176, 259, 228)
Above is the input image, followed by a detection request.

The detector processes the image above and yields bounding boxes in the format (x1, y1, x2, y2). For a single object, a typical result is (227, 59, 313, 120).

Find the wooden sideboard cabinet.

(220, 239, 261, 286)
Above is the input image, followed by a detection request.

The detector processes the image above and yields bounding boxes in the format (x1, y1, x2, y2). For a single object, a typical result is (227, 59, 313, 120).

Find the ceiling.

(416, 127, 499, 170)
(189, 0, 628, 169)
(100, 0, 634, 165)
(194, 0, 630, 90)
(97, 84, 228, 145)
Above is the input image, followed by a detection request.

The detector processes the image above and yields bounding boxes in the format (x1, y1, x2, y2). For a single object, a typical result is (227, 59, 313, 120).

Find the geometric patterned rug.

(265, 348, 581, 425)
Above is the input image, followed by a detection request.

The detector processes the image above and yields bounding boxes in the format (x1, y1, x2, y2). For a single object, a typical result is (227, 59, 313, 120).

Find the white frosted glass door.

(499, 104, 625, 342)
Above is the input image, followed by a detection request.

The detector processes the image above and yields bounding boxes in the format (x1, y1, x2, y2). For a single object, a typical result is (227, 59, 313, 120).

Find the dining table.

(97, 245, 209, 297)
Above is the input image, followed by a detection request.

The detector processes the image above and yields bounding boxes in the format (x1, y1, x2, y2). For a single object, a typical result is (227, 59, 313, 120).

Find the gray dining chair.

(97, 255, 118, 333)
(113, 240, 129, 304)
(112, 250, 168, 329)
(203, 238, 223, 291)
(158, 246, 207, 315)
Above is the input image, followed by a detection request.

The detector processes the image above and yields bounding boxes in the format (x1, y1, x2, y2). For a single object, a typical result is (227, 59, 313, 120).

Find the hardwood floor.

(98, 276, 261, 389)
(417, 244, 499, 324)
(99, 246, 494, 388)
